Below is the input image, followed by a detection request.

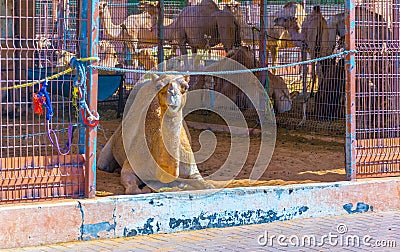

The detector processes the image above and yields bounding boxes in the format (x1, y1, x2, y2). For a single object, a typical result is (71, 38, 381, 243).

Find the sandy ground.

(95, 115, 346, 196)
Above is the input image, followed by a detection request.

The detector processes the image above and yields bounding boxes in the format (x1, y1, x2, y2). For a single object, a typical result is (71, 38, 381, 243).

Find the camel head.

(35, 35, 51, 49)
(98, 2, 108, 16)
(153, 74, 190, 116)
(273, 1, 306, 29)
(138, 1, 158, 16)
(274, 16, 299, 30)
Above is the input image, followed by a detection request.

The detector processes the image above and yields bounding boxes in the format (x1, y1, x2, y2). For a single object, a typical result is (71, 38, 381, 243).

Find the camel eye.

(181, 83, 189, 93)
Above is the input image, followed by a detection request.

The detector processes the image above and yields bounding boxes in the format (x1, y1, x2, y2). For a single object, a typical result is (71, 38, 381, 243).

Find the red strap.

(80, 109, 99, 127)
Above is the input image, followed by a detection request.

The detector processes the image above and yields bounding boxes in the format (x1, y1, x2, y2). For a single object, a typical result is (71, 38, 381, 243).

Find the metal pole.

(157, 0, 164, 70)
(259, 0, 268, 94)
(345, 0, 356, 180)
(80, 0, 99, 198)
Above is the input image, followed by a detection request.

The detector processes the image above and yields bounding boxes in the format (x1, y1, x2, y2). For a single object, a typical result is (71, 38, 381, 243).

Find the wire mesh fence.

(353, 0, 400, 178)
(0, 0, 93, 202)
(1, 0, 398, 202)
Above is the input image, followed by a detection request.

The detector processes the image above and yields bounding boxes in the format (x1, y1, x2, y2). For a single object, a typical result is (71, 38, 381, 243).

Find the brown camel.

(191, 46, 294, 114)
(225, 1, 306, 74)
(327, 6, 392, 51)
(97, 74, 214, 194)
(274, 5, 331, 125)
(142, 0, 241, 58)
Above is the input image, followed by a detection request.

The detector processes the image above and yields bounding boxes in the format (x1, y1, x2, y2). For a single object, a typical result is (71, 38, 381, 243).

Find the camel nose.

(168, 85, 176, 96)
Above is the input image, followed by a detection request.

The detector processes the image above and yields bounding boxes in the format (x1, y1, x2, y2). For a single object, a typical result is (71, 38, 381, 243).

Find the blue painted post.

(80, 0, 99, 197)
(345, 0, 356, 180)
(157, 0, 164, 70)
(259, 0, 269, 94)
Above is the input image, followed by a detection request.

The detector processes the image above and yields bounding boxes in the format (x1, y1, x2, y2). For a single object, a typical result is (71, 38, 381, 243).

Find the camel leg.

(97, 134, 119, 173)
(178, 127, 215, 190)
(270, 45, 278, 75)
(121, 160, 152, 194)
(298, 47, 308, 127)
(310, 62, 317, 98)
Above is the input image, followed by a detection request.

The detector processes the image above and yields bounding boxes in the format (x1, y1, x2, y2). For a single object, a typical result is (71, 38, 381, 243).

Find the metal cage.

(0, 0, 97, 203)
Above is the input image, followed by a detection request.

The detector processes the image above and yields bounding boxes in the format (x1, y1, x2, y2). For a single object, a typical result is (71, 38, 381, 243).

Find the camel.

(98, 2, 153, 57)
(131, 48, 157, 70)
(224, 1, 306, 74)
(191, 46, 294, 114)
(274, 5, 332, 125)
(55, 49, 76, 67)
(143, 0, 241, 61)
(98, 40, 120, 68)
(327, 6, 392, 51)
(97, 74, 214, 194)
(138, 1, 174, 27)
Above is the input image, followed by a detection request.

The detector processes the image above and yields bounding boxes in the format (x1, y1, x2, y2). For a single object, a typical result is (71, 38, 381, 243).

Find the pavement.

(5, 211, 399, 251)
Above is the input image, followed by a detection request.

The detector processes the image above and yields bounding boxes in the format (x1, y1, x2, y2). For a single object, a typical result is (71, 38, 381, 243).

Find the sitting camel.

(224, 1, 306, 74)
(131, 48, 157, 70)
(97, 74, 214, 194)
(98, 40, 120, 68)
(191, 46, 294, 114)
(274, 5, 332, 125)
(141, 0, 241, 59)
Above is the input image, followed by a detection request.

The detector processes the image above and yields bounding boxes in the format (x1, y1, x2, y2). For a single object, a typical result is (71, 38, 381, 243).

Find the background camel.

(274, 5, 331, 125)
(131, 48, 157, 70)
(98, 40, 120, 67)
(98, 2, 153, 58)
(143, 0, 241, 61)
(97, 74, 214, 194)
(191, 46, 294, 114)
(224, 1, 306, 74)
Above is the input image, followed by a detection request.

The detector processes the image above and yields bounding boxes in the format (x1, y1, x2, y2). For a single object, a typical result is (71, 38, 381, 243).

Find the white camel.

(98, 2, 153, 58)
(98, 40, 120, 67)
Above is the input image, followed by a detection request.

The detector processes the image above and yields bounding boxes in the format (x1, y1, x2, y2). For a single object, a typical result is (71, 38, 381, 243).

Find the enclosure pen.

(0, 0, 98, 203)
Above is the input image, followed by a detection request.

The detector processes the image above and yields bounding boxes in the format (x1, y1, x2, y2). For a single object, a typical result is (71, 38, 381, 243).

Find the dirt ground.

(96, 112, 346, 196)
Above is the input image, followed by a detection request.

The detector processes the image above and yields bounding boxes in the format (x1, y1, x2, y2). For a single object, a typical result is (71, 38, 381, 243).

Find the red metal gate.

(348, 0, 400, 179)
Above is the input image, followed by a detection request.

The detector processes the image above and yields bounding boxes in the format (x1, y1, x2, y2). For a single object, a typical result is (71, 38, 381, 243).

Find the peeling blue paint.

(77, 201, 85, 241)
(343, 202, 373, 214)
(138, 218, 155, 235)
(275, 189, 284, 199)
(168, 206, 309, 231)
(124, 218, 156, 237)
(81, 222, 116, 240)
(149, 199, 163, 206)
(124, 227, 138, 237)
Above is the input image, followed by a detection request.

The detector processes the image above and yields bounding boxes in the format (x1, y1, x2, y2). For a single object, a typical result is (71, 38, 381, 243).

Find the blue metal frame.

(345, 0, 356, 180)
(79, 0, 99, 197)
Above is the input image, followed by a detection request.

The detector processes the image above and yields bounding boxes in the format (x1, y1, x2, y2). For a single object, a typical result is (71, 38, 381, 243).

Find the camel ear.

(150, 74, 159, 82)
(183, 75, 190, 83)
(290, 91, 299, 99)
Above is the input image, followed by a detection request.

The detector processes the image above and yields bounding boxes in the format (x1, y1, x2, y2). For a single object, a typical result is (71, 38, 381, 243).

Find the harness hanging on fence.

(70, 57, 100, 127)
(33, 81, 73, 156)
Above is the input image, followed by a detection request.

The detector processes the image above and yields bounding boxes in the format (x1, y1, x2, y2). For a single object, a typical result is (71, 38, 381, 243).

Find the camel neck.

(100, 6, 123, 38)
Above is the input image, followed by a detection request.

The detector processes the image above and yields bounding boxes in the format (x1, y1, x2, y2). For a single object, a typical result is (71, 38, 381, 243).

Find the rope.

(0, 57, 99, 91)
(1, 124, 78, 139)
(89, 50, 357, 75)
(70, 57, 100, 127)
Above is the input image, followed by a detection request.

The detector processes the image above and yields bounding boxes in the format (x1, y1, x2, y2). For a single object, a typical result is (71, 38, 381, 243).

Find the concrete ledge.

(1, 178, 400, 248)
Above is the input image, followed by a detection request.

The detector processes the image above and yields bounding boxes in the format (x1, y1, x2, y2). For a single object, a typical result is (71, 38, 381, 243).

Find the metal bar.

(345, 0, 356, 180)
(157, 0, 164, 70)
(81, 0, 99, 198)
(259, 0, 268, 94)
